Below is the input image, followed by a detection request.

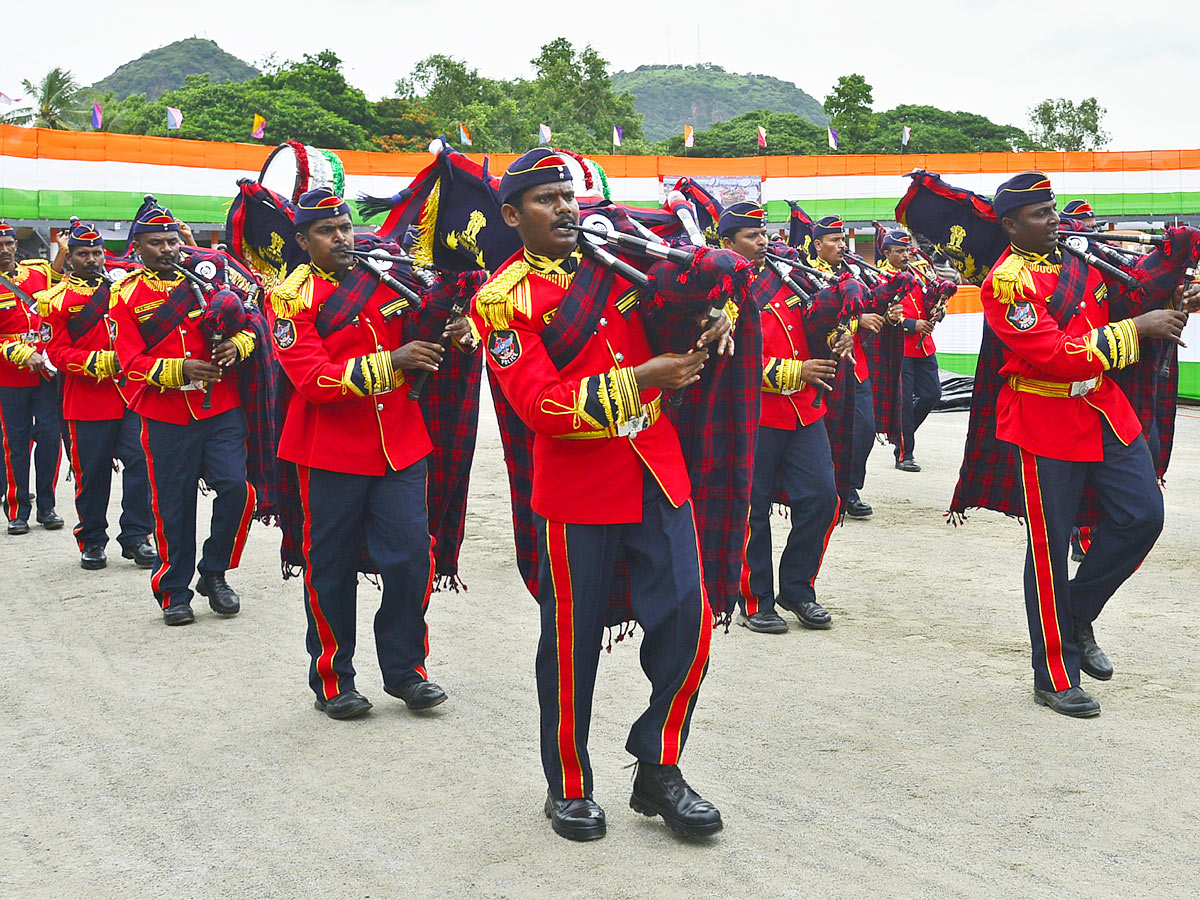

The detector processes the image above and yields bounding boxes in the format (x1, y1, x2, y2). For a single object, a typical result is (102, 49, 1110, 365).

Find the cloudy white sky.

(2, 0, 1197, 152)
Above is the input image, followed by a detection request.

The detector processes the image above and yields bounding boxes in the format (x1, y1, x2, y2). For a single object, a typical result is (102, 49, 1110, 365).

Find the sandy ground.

(2, 388, 1199, 900)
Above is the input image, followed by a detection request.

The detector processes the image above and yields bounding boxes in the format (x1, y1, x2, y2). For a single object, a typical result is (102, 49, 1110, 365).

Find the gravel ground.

(3, 393, 1198, 899)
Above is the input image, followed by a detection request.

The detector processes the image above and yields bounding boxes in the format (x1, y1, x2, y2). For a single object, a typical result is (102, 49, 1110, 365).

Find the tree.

(865, 105, 1040, 153)
(823, 74, 876, 151)
(373, 97, 439, 153)
(656, 110, 826, 156)
(2, 67, 91, 129)
(1027, 98, 1110, 151)
(260, 51, 380, 135)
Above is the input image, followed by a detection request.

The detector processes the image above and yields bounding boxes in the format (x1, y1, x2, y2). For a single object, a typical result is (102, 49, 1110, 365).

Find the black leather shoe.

(630, 762, 723, 837)
(314, 690, 373, 719)
(163, 603, 195, 626)
(384, 680, 448, 710)
(7, 519, 29, 535)
(1075, 620, 1113, 681)
(36, 508, 64, 530)
(545, 794, 606, 841)
(122, 540, 160, 569)
(777, 596, 832, 629)
(80, 544, 107, 570)
(736, 610, 788, 634)
(196, 572, 240, 617)
(895, 458, 922, 472)
(846, 493, 873, 518)
(1034, 685, 1100, 718)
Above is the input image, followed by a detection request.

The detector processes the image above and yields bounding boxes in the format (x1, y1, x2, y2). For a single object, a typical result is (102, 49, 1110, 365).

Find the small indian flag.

(166, 106, 183, 130)
(757, 125, 767, 148)
(683, 125, 695, 148)
(539, 123, 552, 144)
(251, 114, 266, 139)
(458, 123, 472, 145)
(827, 127, 839, 151)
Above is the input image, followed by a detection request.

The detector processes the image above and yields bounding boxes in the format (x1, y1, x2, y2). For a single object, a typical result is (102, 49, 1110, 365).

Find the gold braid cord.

(989, 253, 1038, 306)
(763, 357, 803, 393)
(36, 280, 69, 317)
(475, 261, 532, 331)
(269, 265, 314, 318)
(410, 177, 441, 268)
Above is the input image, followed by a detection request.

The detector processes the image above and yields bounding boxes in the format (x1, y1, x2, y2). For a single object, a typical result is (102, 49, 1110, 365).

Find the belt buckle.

(1070, 377, 1099, 398)
(618, 411, 650, 438)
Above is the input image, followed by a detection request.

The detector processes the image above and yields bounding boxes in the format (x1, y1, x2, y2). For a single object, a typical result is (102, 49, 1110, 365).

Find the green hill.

(92, 38, 258, 100)
(612, 64, 829, 142)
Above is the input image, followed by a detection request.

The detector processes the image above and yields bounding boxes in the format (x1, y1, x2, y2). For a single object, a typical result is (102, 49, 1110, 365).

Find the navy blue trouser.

(741, 422, 840, 617)
(141, 408, 254, 610)
(535, 474, 712, 800)
(850, 375, 875, 492)
(0, 381, 61, 522)
(897, 354, 942, 462)
(296, 461, 434, 702)
(66, 410, 152, 551)
(1014, 424, 1162, 692)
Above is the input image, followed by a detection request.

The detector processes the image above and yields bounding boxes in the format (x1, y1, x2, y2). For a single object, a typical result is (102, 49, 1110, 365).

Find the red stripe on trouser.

(810, 495, 842, 587)
(659, 502, 714, 765)
(298, 465, 343, 701)
(547, 520, 585, 799)
(68, 421, 85, 550)
(226, 482, 256, 569)
(139, 419, 172, 609)
(738, 509, 759, 615)
(1019, 449, 1071, 691)
(0, 412, 18, 514)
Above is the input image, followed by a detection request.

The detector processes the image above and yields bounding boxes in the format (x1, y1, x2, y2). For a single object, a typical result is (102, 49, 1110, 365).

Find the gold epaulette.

(36, 280, 69, 317)
(269, 264, 314, 318)
(989, 253, 1036, 305)
(474, 260, 532, 330)
(18, 258, 52, 278)
(110, 268, 150, 307)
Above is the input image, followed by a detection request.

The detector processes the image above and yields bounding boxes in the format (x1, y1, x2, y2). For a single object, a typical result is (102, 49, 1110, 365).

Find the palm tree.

(2, 68, 91, 129)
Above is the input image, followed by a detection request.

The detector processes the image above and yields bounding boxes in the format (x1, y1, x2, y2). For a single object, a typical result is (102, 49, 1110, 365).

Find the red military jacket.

(0, 259, 55, 387)
(473, 249, 690, 526)
(41, 275, 129, 420)
(981, 245, 1143, 461)
(756, 273, 825, 429)
(109, 268, 251, 425)
(814, 255, 870, 381)
(879, 261, 936, 357)
(267, 264, 431, 476)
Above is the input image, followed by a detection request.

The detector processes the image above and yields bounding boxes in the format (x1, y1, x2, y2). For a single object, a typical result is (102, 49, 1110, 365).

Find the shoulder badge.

(269, 264, 314, 318)
(475, 261, 531, 331)
(487, 328, 522, 368)
(1005, 300, 1038, 331)
(272, 317, 296, 350)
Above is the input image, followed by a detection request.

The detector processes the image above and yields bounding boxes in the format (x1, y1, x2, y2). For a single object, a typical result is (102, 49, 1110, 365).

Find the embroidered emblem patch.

(488, 329, 521, 368)
(38, 322, 52, 343)
(273, 317, 296, 350)
(1006, 300, 1038, 331)
(195, 260, 219, 282)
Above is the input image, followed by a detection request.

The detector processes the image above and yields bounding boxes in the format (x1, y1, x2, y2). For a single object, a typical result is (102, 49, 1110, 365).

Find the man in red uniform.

(982, 172, 1188, 717)
(0, 221, 65, 534)
(109, 203, 257, 626)
(878, 229, 946, 470)
(41, 222, 156, 570)
(267, 188, 450, 720)
(721, 203, 839, 634)
(476, 148, 730, 841)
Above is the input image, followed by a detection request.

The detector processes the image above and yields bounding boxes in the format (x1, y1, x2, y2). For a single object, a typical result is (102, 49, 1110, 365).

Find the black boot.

(1034, 685, 1100, 718)
(36, 508, 64, 530)
(630, 762, 723, 837)
(545, 794, 606, 841)
(80, 544, 107, 570)
(196, 572, 241, 617)
(122, 539, 160, 569)
(1074, 620, 1113, 681)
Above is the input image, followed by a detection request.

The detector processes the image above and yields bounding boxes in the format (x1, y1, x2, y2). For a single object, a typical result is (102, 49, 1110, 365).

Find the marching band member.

(41, 222, 156, 570)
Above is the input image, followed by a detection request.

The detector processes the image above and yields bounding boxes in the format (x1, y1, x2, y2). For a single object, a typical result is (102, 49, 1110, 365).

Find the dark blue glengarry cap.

(993, 172, 1055, 220)
(499, 148, 572, 207)
(68, 222, 104, 247)
(0, 221, 14, 237)
(1061, 198, 1094, 218)
(293, 187, 351, 228)
(812, 216, 845, 240)
(130, 199, 180, 236)
(882, 229, 912, 249)
(718, 201, 767, 236)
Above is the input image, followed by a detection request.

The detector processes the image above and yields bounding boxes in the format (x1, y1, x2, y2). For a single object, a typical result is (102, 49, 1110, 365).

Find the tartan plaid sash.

(66, 279, 111, 342)
(135, 278, 198, 348)
(315, 266, 377, 337)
